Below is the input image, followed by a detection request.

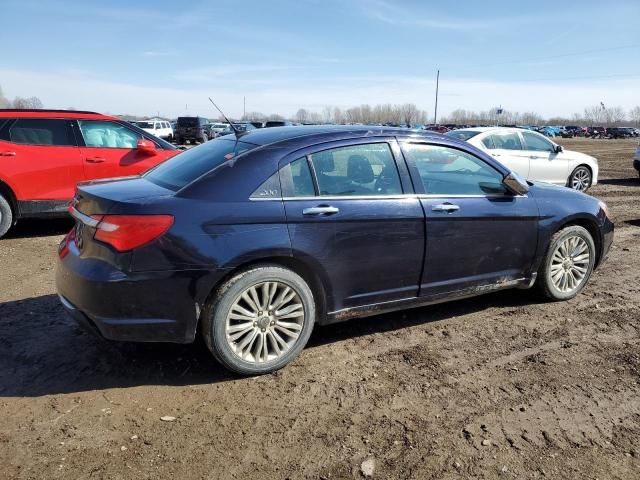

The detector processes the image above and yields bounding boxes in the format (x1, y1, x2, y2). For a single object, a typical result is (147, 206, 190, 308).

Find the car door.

(400, 141, 539, 298)
(480, 130, 530, 180)
(76, 119, 163, 179)
(0, 117, 83, 201)
(521, 130, 569, 185)
(280, 139, 425, 313)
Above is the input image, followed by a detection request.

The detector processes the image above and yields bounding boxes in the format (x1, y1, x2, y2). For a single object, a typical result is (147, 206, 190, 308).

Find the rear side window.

(145, 139, 253, 191)
(7, 119, 74, 146)
(445, 130, 480, 141)
(280, 157, 316, 197)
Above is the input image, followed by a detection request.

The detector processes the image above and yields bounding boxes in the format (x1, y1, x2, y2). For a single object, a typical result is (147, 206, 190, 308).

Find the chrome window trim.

(250, 193, 526, 201)
(69, 206, 100, 227)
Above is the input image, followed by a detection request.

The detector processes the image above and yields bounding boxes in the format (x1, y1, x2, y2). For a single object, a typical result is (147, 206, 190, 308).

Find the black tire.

(0, 194, 13, 239)
(175, 136, 183, 145)
(568, 165, 592, 192)
(202, 265, 316, 375)
(537, 225, 596, 301)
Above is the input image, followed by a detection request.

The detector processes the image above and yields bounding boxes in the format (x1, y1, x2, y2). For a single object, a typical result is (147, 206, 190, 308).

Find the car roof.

(0, 108, 120, 121)
(233, 124, 444, 146)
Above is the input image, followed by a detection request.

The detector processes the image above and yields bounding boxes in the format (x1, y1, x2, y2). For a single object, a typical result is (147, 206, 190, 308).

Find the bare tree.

(332, 107, 343, 124)
(242, 111, 266, 122)
(267, 113, 284, 121)
(603, 106, 626, 126)
(295, 108, 309, 123)
(12, 96, 44, 109)
(584, 104, 607, 126)
(322, 106, 333, 124)
(0, 85, 10, 108)
(630, 106, 640, 127)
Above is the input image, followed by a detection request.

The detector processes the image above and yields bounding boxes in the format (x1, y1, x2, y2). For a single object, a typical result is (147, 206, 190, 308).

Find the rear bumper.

(55, 243, 218, 343)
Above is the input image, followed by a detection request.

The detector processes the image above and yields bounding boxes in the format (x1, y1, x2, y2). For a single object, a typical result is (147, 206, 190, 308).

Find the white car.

(136, 120, 174, 140)
(446, 127, 598, 192)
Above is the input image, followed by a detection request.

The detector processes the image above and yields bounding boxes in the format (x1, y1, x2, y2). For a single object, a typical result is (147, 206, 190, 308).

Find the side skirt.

(17, 200, 70, 219)
(323, 276, 533, 325)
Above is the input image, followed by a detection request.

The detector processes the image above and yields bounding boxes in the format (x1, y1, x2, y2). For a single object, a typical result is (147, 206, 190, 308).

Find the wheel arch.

(0, 178, 18, 222)
(554, 216, 603, 267)
(567, 163, 593, 188)
(197, 255, 331, 334)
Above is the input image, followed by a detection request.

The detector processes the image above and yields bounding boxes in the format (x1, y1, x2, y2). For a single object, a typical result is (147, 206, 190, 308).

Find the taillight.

(93, 215, 174, 252)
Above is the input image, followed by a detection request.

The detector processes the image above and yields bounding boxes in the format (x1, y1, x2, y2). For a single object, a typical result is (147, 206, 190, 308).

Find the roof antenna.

(208, 97, 240, 138)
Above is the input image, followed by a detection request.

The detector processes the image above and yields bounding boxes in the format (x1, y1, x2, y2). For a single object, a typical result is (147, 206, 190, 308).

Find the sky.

(1, 0, 639, 119)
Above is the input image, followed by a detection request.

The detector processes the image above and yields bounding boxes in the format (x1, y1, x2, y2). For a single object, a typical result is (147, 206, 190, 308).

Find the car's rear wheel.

(538, 225, 595, 301)
(0, 194, 13, 239)
(568, 165, 592, 192)
(202, 265, 316, 375)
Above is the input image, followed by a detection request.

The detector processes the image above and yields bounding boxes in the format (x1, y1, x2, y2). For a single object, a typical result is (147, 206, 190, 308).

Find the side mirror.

(137, 139, 157, 154)
(503, 171, 529, 195)
(555, 145, 563, 153)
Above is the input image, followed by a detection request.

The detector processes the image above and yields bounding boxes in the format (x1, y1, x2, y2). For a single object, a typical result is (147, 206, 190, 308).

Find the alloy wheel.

(549, 235, 590, 293)
(571, 168, 591, 191)
(225, 281, 305, 363)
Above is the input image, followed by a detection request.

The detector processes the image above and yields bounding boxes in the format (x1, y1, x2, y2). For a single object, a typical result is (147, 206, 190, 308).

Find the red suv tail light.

(93, 215, 174, 252)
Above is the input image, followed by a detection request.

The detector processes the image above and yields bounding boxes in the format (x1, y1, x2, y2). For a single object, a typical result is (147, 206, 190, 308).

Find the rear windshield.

(177, 117, 201, 127)
(445, 130, 481, 141)
(145, 139, 254, 191)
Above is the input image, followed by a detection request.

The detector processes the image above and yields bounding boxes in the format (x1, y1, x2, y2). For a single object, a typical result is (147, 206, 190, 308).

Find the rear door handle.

(0, 151, 16, 156)
(529, 155, 540, 159)
(491, 153, 501, 157)
(432, 203, 460, 213)
(85, 157, 106, 163)
(302, 206, 339, 216)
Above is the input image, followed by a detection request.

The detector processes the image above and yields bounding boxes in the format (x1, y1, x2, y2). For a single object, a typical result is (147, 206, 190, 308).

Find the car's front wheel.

(538, 225, 595, 301)
(202, 265, 316, 375)
(0, 194, 13, 239)
(568, 165, 592, 192)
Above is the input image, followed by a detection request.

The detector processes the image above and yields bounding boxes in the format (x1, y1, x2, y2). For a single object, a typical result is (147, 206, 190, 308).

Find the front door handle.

(85, 157, 106, 163)
(302, 206, 339, 216)
(0, 151, 16, 156)
(432, 203, 460, 213)
(529, 155, 540, 159)
(491, 153, 501, 157)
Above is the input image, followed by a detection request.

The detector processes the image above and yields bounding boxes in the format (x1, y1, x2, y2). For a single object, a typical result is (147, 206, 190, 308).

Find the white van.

(136, 120, 174, 140)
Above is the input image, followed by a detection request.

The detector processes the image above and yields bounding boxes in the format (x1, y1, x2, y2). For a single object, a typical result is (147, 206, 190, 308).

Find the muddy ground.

(1, 138, 639, 479)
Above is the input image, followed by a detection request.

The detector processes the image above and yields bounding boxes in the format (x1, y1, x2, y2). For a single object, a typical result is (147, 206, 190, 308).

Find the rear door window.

(145, 138, 253, 191)
(7, 118, 75, 146)
(487, 132, 523, 150)
(308, 143, 402, 196)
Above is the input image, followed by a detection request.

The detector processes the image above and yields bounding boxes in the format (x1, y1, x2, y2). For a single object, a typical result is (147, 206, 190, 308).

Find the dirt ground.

(1, 137, 639, 479)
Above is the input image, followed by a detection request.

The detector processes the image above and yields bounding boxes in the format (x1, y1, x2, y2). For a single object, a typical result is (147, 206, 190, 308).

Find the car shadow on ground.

(598, 178, 640, 187)
(0, 289, 543, 397)
(3, 218, 74, 239)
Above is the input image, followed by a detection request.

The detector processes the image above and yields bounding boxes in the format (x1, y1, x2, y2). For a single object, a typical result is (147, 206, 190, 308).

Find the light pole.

(434, 69, 440, 124)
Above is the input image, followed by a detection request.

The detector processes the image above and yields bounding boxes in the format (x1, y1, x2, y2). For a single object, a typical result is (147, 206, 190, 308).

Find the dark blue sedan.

(56, 126, 614, 374)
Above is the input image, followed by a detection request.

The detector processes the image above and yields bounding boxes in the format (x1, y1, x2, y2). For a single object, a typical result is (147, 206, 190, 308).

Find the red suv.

(0, 109, 179, 238)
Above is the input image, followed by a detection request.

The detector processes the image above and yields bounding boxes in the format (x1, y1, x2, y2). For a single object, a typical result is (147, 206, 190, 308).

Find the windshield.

(137, 122, 153, 128)
(145, 139, 254, 191)
(445, 130, 481, 141)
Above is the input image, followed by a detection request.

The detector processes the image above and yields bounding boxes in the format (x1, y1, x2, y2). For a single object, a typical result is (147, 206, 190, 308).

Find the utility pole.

(434, 69, 440, 125)
(243, 96, 246, 119)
